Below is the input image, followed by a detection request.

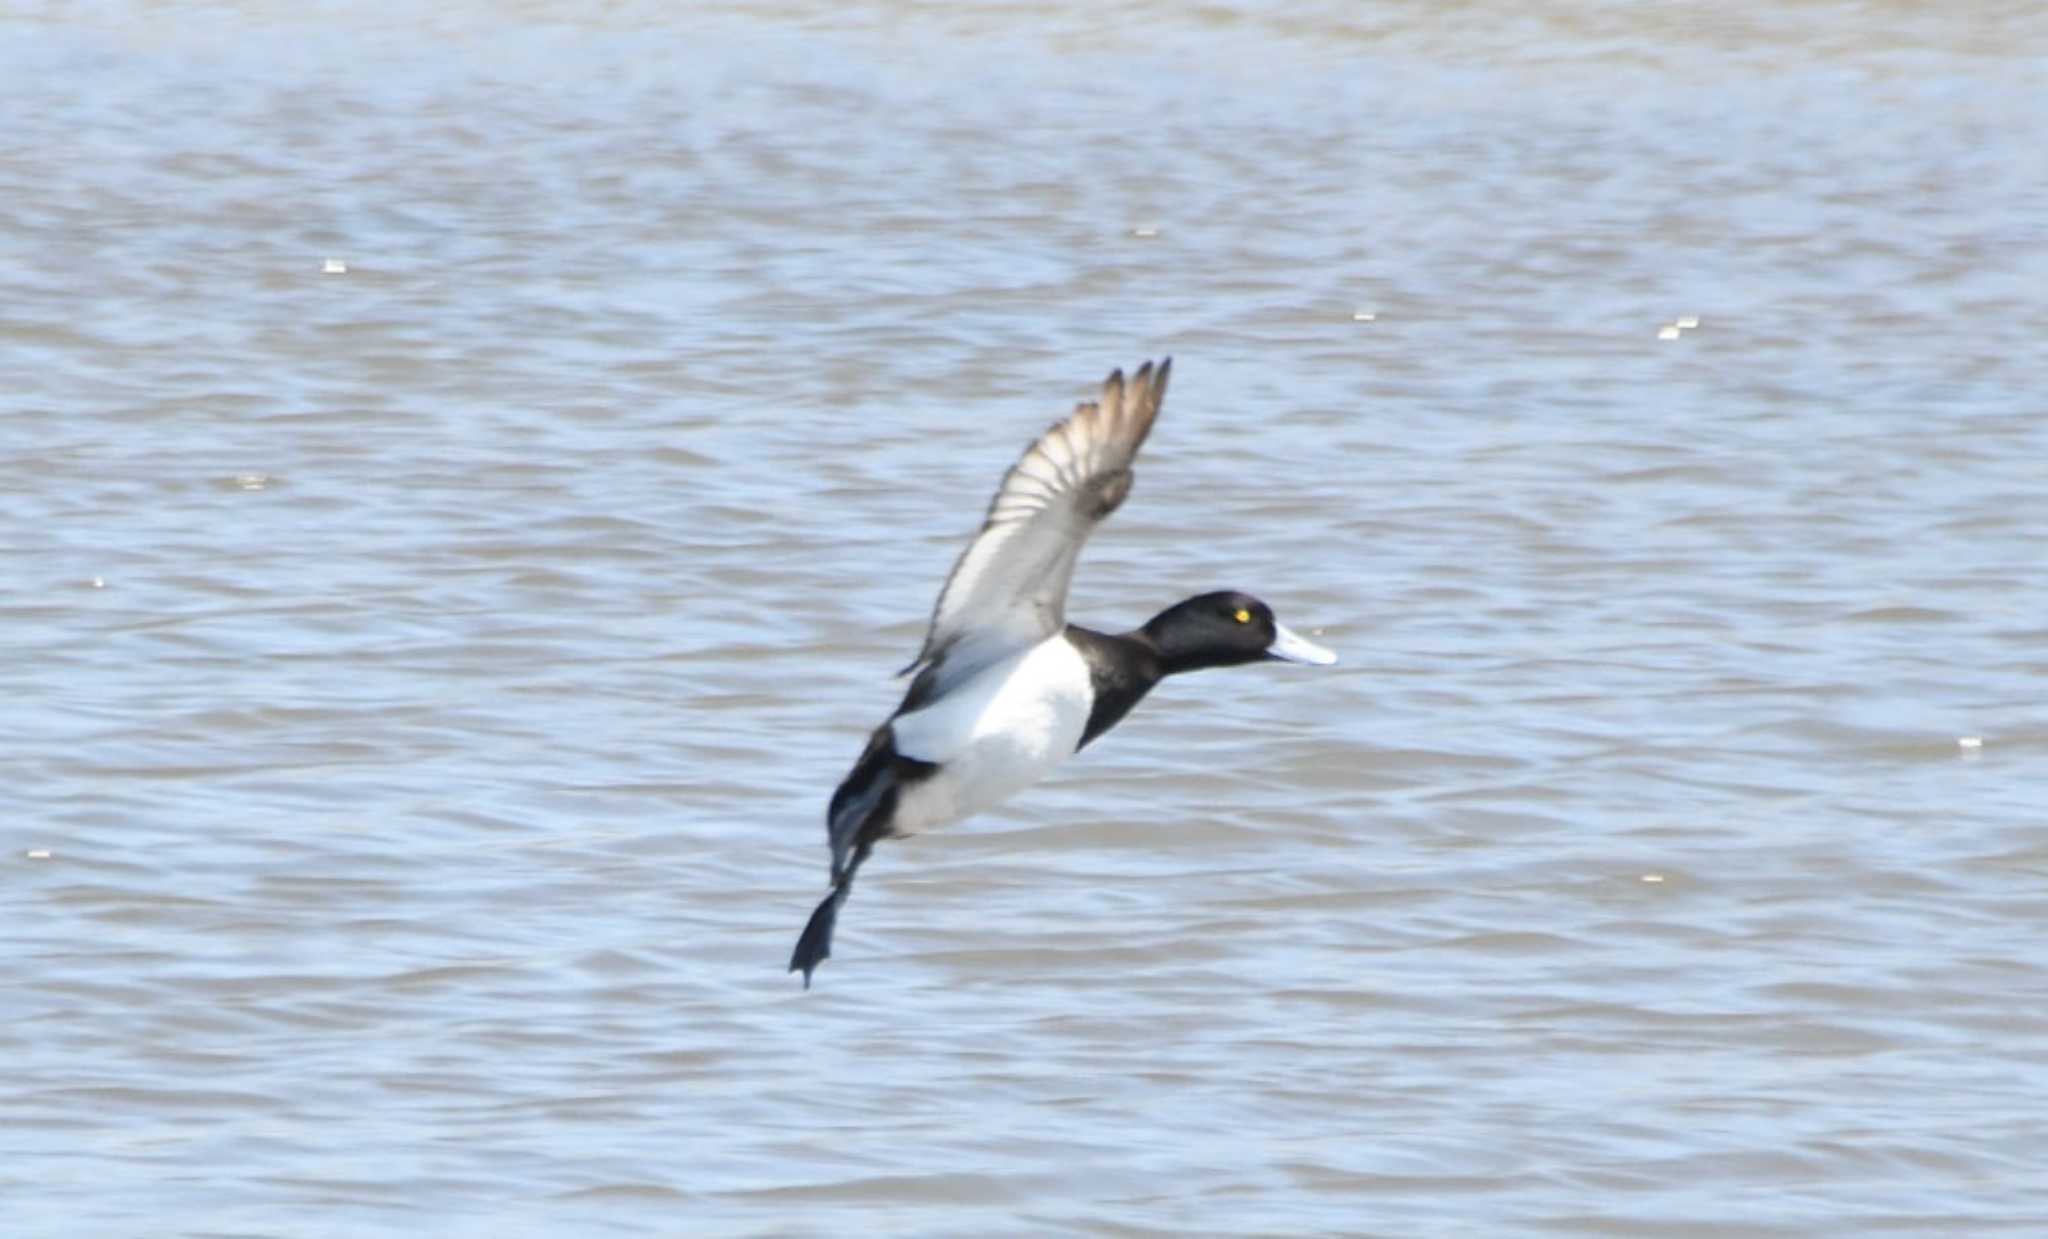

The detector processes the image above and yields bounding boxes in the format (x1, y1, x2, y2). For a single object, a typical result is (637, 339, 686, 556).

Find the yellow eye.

(1233, 608, 1252, 624)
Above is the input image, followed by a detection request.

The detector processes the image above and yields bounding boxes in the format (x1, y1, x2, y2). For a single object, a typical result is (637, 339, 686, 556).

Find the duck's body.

(888, 636, 1094, 832)
(791, 360, 1335, 986)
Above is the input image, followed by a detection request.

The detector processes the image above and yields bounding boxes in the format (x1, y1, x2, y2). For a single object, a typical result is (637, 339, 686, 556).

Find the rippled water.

(7, 2, 2048, 1233)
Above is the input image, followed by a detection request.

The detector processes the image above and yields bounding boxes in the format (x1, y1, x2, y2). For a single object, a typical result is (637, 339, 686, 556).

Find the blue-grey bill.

(1269, 622, 1337, 665)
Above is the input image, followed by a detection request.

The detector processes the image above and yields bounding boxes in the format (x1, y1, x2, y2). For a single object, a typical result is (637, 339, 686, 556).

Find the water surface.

(5, 2, 2047, 1233)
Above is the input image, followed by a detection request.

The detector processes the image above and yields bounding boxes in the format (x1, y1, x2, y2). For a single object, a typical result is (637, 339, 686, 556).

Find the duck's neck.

(1063, 625, 1167, 751)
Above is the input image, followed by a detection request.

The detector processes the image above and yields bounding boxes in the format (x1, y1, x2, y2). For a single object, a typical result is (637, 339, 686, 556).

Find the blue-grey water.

(6, 3, 2047, 1234)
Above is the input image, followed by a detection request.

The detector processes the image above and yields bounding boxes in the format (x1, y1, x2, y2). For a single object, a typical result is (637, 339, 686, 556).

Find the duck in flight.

(790, 359, 1335, 987)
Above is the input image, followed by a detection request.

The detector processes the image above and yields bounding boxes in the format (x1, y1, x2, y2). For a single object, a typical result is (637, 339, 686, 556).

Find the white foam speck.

(322, 258, 348, 274)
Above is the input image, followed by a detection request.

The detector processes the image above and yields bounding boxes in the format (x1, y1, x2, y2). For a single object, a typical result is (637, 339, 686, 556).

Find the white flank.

(889, 638, 1093, 834)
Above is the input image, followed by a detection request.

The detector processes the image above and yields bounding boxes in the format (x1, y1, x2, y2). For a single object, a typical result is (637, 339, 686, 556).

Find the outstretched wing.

(902, 358, 1171, 684)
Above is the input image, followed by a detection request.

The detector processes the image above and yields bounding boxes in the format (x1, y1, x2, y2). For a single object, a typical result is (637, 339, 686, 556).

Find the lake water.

(6, 2, 2047, 1234)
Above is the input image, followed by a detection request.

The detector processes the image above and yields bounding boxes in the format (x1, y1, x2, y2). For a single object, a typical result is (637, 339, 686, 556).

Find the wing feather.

(902, 358, 1171, 683)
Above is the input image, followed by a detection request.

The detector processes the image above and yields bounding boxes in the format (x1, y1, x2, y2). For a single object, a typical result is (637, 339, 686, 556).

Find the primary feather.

(902, 359, 1171, 689)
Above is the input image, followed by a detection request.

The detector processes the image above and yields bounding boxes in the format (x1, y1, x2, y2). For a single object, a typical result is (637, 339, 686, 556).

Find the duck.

(790, 358, 1335, 987)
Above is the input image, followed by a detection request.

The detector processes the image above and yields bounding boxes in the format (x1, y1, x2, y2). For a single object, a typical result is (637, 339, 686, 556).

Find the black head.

(1140, 590, 1337, 675)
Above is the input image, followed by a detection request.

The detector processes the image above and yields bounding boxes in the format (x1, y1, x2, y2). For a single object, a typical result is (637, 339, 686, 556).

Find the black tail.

(789, 839, 874, 989)
(789, 886, 844, 989)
